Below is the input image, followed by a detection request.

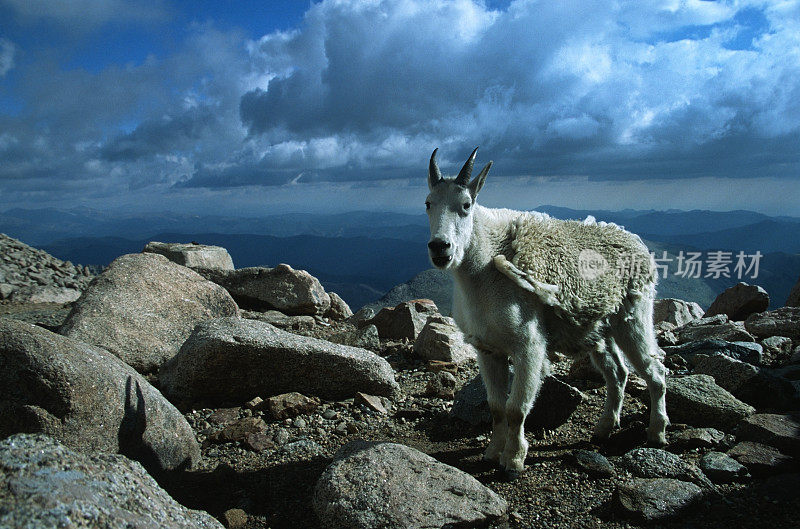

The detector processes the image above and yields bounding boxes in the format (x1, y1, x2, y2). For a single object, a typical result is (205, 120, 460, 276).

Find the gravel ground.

(6, 302, 800, 529)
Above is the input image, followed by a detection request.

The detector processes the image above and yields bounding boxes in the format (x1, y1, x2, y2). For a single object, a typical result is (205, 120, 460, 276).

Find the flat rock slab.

(674, 315, 755, 344)
(727, 441, 795, 476)
(451, 374, 584, 431)
(314, 441, 507, 529)
(670, 427, 726, 450)
(619, 448, 711, 487)
(700, 451, 749, 483)
(59, 252, 239, 373)
(0, 434, 222, 529)
(736, 413, 800, 457)
(143, 241, 235, 271)
(614, 477, 702, 522)
(159, 317, 399, 408)
(573, 449, 616, 477)
(200, 264, 331, 315)
(665, 374, 755, 430)
(0, 319, 199, 473)
(745, 307, 800, 340)
(662, 339, 763, 366)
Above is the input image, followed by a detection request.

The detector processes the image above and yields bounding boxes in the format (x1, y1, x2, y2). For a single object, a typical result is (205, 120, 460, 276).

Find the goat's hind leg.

(612, 295, 669, 447)
(589, 337, 628, 442)
(477, 350, 510, 464)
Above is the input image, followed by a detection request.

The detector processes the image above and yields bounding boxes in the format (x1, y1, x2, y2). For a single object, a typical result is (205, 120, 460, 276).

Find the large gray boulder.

(673, 315, 755, 344)
(0, 434, 222, 529)
(692, 354, 800, 411)
(0, 319, 200, 472)
(451, 374, 584, 431)
(745, 307, 800, 340)
(665, 374, 755, 430)
(736, 413, 800, 457)
(159, 317, 399, 408)
(199, 264, 331, 315)
(143, 241, 235, 271)
(618, 447, 711, 487)
(654, 298, 704, 326)
(706, 282, 770, 321)
(59, 253, 238, 373)
(314, 441, 507, 529)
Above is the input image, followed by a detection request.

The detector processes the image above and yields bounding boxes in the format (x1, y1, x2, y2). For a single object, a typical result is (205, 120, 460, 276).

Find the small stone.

(699, 451, 748, 483)
(266, 392, 321, 420)
(322, 409, 338, 420)
(727, 441, 794, 476)
(619, 448, 712, 487)
(670, 427, 726, 450)
(245, 396, 264, 410)
(208, 408, 241, 426)
(222, 508, 248, 528)
(355, 392, 388, 414)
(293, 417, 308, 428)
(573, 449, 615, 477)
(274, 428, 290, 446)
(425, 371, 457, 399)
(334, 422, 348, 435)
(614, 478, 702, 522)
(244, 431, 275, 452)
(210, 417, 268, 443)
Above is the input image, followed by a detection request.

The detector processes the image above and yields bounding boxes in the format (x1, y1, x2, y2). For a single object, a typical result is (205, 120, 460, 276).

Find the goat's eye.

(425, 201, 431, 210)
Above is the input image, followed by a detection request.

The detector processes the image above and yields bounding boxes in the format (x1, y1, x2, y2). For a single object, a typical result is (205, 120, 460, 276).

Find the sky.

(0, 0, 798, 217)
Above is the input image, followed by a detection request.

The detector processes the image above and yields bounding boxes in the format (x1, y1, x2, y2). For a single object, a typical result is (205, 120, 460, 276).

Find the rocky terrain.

(2, 234, 800, 528)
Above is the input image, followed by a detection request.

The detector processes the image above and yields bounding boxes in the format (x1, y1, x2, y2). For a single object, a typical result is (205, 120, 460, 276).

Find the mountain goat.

(425, 148, 668, 477)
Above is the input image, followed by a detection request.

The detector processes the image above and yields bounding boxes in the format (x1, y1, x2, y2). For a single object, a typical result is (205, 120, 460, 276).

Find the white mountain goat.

(425, 148, 668, 477)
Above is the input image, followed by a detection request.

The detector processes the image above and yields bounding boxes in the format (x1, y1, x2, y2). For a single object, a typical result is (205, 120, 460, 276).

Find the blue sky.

(0, 0, 798, 216)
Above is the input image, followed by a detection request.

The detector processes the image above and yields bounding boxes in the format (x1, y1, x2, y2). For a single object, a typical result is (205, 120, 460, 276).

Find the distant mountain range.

(1, 206, 798, 311)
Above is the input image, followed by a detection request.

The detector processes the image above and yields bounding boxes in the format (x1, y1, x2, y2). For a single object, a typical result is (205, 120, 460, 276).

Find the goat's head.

(425, 147, 493, 269)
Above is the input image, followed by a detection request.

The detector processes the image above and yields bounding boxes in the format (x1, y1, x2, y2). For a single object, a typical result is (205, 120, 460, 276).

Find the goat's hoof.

(646, 435, 668, 448)
(500, 468, 522, 482)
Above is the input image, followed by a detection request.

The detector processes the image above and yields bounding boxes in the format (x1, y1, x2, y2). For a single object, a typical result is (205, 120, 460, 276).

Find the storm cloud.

(0, 0, 798, 213)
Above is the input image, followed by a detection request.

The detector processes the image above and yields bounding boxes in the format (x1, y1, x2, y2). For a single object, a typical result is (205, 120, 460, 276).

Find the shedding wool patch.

(494, 213, 656, 326)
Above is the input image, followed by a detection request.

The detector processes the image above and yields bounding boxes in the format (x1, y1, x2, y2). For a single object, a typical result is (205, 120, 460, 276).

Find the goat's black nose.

(428, 239, 451, 253)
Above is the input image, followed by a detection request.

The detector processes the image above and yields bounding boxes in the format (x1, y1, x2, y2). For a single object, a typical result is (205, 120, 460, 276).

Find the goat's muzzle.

(428, 238, 453, 268)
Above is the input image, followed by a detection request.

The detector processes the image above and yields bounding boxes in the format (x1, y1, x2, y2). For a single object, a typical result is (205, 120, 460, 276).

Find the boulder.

(727, 441, 795, 476)
(618, 447, 712, 487)
(699, 451, 748, 483)
(143, 241, 235, 271)
(692, 354, 800, 410)
(159, 317, 399, 408)
(745, 307, 800, 341)
(785, 274, 800, 307)
(368, 299, 438, 341)
(328, 324, 381, 351)
(654, 298, 705, 326)
(0, 434, 222, 529)
(614, 478, 702, 522)
(662, 339, 763, 366)
(0, 283, 17, 300)
(665, 374, 755, 430)
(413, 314, 477, 363)
(313, 441, 507, 529)
(706, 282, 770, 321)
(199, 264, 330, 315)
(670, 427, 726, 450)
(325, 292, 353, 320)
(59, 253, 238, 373)
(0, 319, 199, 472)
(9, 284, 82, 304)
(761, 336, 793, 362)
(673, 314, 755, 344)
(451, 374, 584, 431)
(735, 413, 800, 457)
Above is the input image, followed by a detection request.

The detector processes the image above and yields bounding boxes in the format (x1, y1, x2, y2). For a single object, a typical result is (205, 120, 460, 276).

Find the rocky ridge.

(0, 236, 799, 528)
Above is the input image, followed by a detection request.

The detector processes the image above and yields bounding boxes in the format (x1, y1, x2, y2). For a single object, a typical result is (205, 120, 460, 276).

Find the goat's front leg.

(476, 349, 510, 464)
(502, 330, 547, 476)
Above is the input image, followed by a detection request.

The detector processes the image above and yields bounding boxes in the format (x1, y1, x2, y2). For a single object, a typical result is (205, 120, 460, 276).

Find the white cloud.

(0, 38, 14, 76)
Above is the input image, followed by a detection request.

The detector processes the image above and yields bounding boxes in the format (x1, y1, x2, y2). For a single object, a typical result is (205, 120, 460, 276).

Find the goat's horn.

(456, 147, 478, 186)
(429, 148, 442, 184)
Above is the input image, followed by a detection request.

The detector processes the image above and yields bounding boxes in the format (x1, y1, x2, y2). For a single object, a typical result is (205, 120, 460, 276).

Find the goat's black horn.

(429, 148, 442, 184)
(456, 147, 478, 186)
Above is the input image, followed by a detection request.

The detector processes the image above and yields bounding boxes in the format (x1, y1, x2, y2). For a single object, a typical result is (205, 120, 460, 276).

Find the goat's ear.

(468, 161, 492, 199)
(428, 148, 442, 190)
